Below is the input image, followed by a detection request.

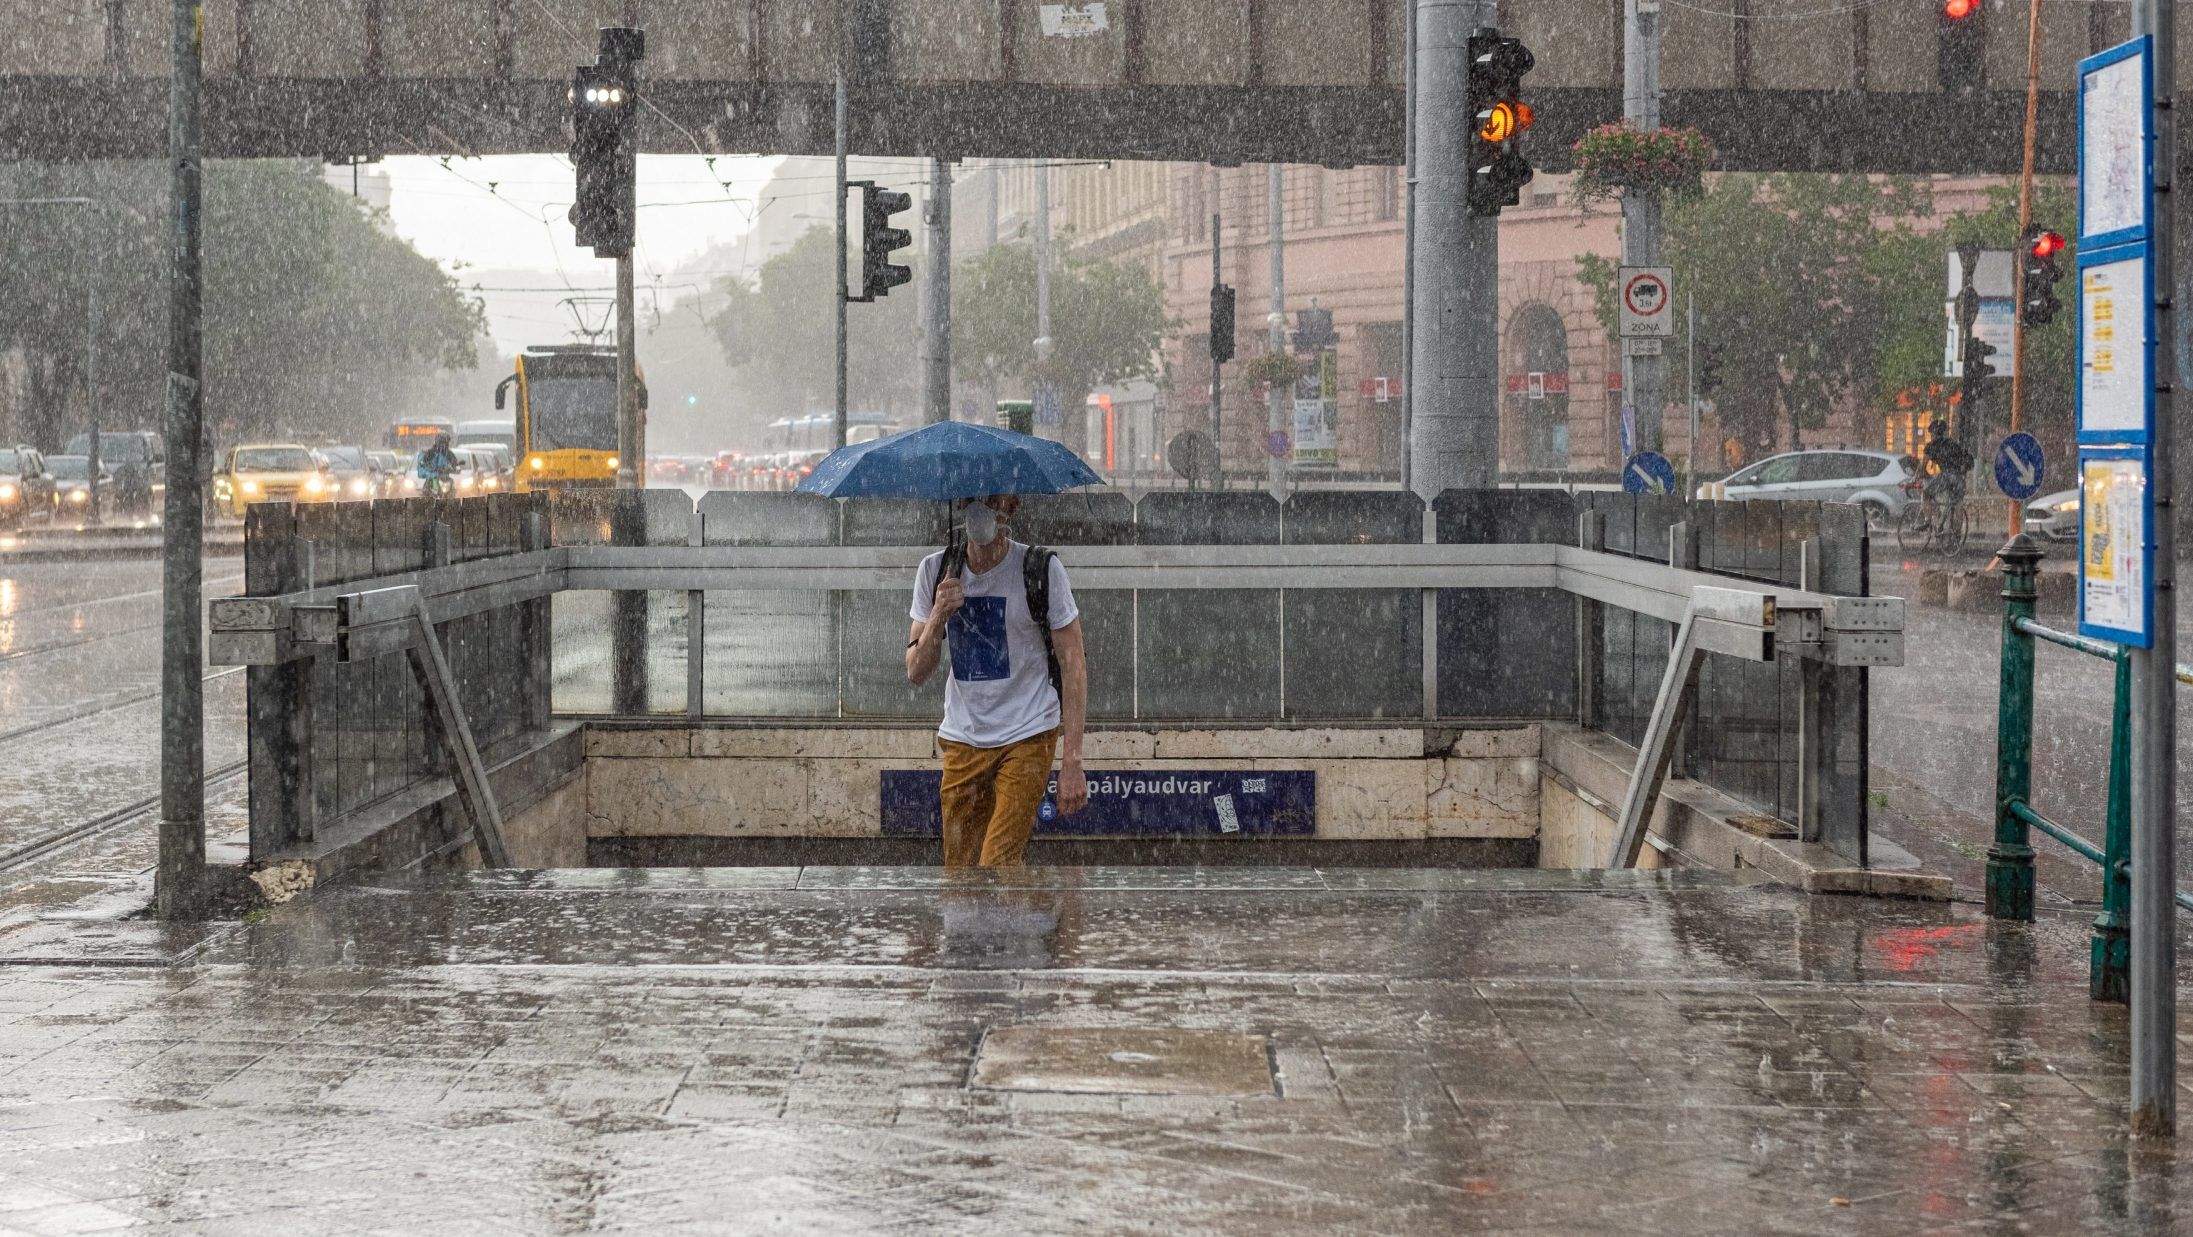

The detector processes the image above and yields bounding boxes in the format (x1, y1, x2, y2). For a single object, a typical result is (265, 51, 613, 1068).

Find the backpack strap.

(1023, 545, 1062, 696)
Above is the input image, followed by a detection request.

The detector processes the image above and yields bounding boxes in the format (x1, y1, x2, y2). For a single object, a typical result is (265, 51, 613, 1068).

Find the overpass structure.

(0, 0, 2159, 172)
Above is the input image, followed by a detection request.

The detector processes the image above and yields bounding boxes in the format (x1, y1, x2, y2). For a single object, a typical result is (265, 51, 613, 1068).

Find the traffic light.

(2020, 227, 2066, 326)
(853, 182, 914, 302)
(567, 29, 643, 257)
(1466, 29, 1535, 217)
(1696, 342, 1723, 394)
(1962, 333, 1999, 383)
(1209, 284, 1237, 363)
(1938, 0, 1984, 92)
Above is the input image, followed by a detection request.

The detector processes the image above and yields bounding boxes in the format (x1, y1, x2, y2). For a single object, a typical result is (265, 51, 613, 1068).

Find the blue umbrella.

(796, 421, 1103, 501)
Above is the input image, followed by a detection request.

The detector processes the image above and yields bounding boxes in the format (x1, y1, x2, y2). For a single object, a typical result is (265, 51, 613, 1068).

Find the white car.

(1698, 449, 1914, 526)
(2024, 488, 2079, 542)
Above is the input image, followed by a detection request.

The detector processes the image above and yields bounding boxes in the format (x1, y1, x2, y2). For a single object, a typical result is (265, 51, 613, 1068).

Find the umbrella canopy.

(795, 421, 1103, 501)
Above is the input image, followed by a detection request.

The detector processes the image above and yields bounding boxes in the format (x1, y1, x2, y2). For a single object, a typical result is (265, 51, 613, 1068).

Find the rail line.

(0, 665, 246, 750)
(0, 757, 250, 875)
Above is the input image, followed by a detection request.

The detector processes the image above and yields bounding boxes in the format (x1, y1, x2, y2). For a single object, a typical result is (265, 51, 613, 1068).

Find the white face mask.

(963, 503, 1001, 546)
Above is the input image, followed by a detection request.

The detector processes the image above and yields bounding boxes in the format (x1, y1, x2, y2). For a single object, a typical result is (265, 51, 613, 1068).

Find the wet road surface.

(0, 868, 2185, 1234)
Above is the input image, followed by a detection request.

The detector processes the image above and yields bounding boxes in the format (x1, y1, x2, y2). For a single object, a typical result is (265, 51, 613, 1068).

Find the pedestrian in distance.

(906, 494, 1090, 867)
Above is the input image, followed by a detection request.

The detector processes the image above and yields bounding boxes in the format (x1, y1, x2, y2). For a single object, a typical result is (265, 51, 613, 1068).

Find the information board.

(2079, 38, 2152, 247)
(2079, 451, 2153, 647)
(880, 770, 1317, 837)
(2077, 248, 2152, 444)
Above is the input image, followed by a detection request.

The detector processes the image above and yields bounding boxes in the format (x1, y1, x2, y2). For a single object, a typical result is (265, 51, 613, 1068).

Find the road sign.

(1622, 451, 1677, 496)
(1618, 266, 1674, 338)
(1265, 430, 1291, 458)
(1994, 433, 2047, 500)
(1034, 382, 1062, 426)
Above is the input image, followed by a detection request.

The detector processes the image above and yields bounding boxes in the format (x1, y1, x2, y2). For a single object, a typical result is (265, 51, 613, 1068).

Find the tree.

(706, 225, 919, 422)
(1579, 173, 1931, 457)
(950, 238, 1172, 453)
(0, 159, 483, 449)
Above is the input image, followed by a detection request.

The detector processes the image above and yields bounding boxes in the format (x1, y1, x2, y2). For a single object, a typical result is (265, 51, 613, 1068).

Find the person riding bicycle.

(416, 432, 459, 495)
(1920, 420, 1973, 514)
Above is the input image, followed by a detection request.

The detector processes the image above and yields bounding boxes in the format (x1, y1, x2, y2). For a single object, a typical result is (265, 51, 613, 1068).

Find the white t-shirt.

(911, 540, 1080, 748)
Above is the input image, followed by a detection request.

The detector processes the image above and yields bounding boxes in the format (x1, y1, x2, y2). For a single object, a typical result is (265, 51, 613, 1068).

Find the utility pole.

(1034, 160, 1054, 438)
(833, 70, 849, 450)
(2009, 0, 2043, 545)
(85, 253, 101, 526)
(1401, 0, 1417, 492)
(157, 0, 207, 919)
(1267, 163, 1288, 499)
(1622, 0, 1667, 452)
(923, 158, 952, 425)
(1407, 0, 1502, 496)
(616, 253, 639, 486)
(1684, 289, 1699, 498)
(2129, 0, 2178, 1142)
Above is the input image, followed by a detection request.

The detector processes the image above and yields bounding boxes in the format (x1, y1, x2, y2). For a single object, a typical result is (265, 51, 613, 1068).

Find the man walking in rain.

(906, 494, 1090, 866)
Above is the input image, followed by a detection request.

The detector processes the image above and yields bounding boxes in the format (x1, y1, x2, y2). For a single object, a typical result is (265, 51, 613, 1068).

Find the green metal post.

(2094, 651, 2133, 1003)
(1989, 535, 2041, 920)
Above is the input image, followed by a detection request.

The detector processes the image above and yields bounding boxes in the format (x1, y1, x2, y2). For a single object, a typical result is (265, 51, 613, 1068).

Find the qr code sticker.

(1241, 777, 1268, 795)
(1213, 794, 1240, 833)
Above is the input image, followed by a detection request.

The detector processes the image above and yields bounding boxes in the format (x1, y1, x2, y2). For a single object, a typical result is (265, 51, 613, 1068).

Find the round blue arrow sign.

(1622, 451, 1678, 496)
(1994, 432, 2047, 501)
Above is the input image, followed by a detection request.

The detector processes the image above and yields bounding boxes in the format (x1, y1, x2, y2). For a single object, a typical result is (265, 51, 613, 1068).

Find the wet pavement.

(0, 866, 2185, 1234)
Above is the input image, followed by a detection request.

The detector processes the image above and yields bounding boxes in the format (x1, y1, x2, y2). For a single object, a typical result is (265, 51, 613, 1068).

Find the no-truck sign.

(1619, 266, 1674, 338)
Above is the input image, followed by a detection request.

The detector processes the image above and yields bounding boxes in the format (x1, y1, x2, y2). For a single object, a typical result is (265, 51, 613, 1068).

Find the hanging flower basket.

(1571, 122, 1714, 208)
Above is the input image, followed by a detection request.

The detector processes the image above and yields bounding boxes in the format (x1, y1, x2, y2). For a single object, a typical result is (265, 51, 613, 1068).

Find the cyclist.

(1920, 420, 1973, 529)
(416, 432, 460, 497)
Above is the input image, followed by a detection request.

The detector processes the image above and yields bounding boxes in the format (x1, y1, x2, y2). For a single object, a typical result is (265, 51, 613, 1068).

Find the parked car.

(1696, 449, 1914, 526)
(0, 446, 56, 530)
(43, 454, 113, 515)
(212, 444, 334, 518)
(2024, 488, 2079, 542)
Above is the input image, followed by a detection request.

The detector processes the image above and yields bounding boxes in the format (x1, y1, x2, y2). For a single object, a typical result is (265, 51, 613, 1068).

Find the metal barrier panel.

(1436, 490, 1579, 719)
(1134, 492, 1284, 720)
(1283, 491, 1425, 721)
(697, 490, 845, 717)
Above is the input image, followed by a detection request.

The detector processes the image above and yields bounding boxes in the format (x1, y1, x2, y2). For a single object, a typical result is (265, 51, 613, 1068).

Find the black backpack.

(933, 539, 1062, 695)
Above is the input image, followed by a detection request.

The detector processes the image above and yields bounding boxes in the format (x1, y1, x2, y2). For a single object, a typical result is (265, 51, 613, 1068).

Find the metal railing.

(212, 490, 1901, 869)
(1988, 536, 2193, 1006)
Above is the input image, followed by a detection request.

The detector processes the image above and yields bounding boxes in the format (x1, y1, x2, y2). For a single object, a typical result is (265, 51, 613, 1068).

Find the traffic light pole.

(1407, 0, 1502, 497)
(2008, 0, 2043, 547)
(1267, 164, 1287, 500)
(1211, 213, 1225, 493)
(1622, 0, 1667, 454)
(922, 157, 951, 426)
(2129, 0, 2178, 1142)
(616, 255, 639, 487)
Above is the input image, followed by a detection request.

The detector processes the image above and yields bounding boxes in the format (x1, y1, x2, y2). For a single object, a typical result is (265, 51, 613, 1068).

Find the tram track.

(0, 665, 246, 750)
(0, 757, 250, 875)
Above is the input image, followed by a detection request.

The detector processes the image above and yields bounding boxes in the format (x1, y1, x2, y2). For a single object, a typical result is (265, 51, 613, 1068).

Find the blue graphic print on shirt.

(948, 595, 1011, 682)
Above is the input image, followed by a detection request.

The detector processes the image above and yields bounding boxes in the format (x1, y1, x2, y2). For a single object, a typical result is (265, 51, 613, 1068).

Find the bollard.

(1988, 535, 2041, 921)
(2095, 651, 2133, 1003)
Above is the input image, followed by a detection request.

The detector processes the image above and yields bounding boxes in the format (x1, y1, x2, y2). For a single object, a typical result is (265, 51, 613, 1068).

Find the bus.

(493, 345, 647, 492)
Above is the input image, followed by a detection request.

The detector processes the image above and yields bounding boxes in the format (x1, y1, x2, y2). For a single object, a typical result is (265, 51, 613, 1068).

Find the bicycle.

(1895, 478, 1974, 555)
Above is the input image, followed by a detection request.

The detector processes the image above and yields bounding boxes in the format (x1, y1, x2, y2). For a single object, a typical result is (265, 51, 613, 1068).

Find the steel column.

(1987, 535, 2040, 920)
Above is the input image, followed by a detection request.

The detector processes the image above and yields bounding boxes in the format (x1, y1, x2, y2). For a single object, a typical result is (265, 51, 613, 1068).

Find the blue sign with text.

(1994, 432, 2047, 500)
(881, 769, 1316, 837)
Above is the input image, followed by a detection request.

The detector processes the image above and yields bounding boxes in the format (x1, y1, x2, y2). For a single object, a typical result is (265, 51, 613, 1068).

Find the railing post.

(2095, 650, 2133, 1003)
(1987, 535, 2041, 921)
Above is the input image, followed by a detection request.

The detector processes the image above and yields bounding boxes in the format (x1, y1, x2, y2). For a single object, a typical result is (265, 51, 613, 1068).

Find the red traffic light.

(1943, 0, 1975, 18)
(2029, 230, 2066, 258)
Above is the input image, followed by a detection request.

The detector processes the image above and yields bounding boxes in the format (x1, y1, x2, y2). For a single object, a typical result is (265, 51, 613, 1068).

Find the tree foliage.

(1579, 173, 2079, 457)
(0, 159, 484, 450)
(707, 225, 921, 420)
(950, 237, 1172, 451)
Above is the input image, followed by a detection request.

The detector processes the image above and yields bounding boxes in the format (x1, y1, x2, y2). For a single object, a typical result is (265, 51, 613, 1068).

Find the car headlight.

(2052, 498, 2078, 513)
(303, 476, 326, 495)
(530, 456, 545, 471)
(483, 477, 499, 490)
(403, 477, 419, 492)
(68, 488, 87, 504)
(240, 479, 259, 495)
(606, 456, 620, 471)
(349, 478, 370, 496)
(458, 475, 474, 491)
(0, 483, 15, 502)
